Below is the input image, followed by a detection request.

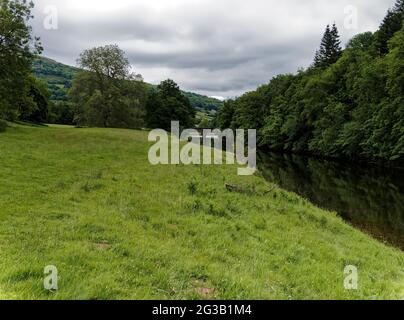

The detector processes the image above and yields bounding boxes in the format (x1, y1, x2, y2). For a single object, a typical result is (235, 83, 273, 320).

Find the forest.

(1, 0, 403, 166)
(215, 0, 404, 165)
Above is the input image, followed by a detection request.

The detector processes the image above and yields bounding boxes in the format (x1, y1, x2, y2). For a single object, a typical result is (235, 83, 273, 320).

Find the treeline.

(32, 57, 222, 115)
(215, 0, 404, 165)
(0, 0, 196, 131)
(44, 49, 195, 129)
(54, 47, 195, 129)
(68, 45, 195, 129)
(0, 0, 47, 129)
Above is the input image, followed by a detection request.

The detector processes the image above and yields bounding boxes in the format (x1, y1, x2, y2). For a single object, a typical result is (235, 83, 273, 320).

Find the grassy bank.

(0, 124, 403, 300)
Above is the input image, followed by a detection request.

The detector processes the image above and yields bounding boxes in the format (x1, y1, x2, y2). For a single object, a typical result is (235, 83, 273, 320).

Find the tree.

(70, 45, 147, 128)
(231, 87, 270, 130)
(145, 79, 195, 130)
(346, 32, 374, 52)
(393, 0, 404, 11)
(385, 24, 404, 161)
(48, 101, 75, 125)
(19, 76, 50, 123)
(78, 45, 132, 91)
(0, 0, 42, 120)
(375, 0, 404, 55)
(197, 114, 212, 129)
(313, 24, 342, 68)
(215, 100, 235, 129)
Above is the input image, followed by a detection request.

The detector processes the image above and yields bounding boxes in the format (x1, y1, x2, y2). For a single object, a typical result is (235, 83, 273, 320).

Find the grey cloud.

(31, 0, 396, 98)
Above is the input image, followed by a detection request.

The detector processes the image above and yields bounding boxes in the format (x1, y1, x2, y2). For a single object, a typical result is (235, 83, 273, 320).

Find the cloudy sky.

(31, 0, 395, 99)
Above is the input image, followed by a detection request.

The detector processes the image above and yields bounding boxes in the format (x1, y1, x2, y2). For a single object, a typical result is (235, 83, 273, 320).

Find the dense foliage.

(32, 57, 78, 101)
(69, 45, 148, 129)
(216, 2, 404, 165)
(0, 0, 45, 123)
(31, 56, 221, 126)
(69, 46, 198, 130)
(32, 57, 221, 115)
(146, 79, 196, 130)
(47, 101, 75, 125)
(19, 75, 50, 123)
(183, 91, 223, 112)
(375, 0, 404, 55)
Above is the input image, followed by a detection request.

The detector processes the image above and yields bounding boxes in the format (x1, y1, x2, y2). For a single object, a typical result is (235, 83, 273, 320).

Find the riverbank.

(257, 146, 404, 170)
(258, 152, 404, 250)
(0, 124, 403, 299)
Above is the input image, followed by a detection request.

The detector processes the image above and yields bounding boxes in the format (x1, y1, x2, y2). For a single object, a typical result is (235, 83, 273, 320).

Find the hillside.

(32, 57, 79, 101)
(0, 124, 403, 299)
(32, 57, 223, 113)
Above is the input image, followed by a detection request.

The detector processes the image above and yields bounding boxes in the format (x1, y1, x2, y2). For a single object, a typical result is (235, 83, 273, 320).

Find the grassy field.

(0, 124, 403, 300)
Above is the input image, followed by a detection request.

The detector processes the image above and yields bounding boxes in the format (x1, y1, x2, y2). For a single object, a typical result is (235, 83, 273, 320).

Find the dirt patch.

(94, 241, 112, 251)
(192, 279, 216, 299)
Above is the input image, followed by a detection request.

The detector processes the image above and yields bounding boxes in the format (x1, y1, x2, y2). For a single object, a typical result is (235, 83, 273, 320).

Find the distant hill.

(32, 57, 79, 101)
(182, 92, 222, 112)
(32, 57, 223, 112)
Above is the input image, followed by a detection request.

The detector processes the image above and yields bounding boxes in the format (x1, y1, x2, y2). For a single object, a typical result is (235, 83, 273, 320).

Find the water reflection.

(258, 152, 404, 250)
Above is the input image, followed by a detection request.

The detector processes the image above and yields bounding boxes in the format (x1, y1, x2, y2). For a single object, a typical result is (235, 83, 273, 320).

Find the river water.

(258, 152, 404, 250)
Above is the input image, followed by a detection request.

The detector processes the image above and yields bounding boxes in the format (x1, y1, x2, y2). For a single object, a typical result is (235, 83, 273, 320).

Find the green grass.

(0, 124, 403, 300)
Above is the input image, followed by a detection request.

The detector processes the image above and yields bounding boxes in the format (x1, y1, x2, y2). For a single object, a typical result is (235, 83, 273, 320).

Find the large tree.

(145, 79, 195, 130)
(215, 99, 235, 129)
(0, 0, 42, 120)
(313, 24, 342, 68)
(375, 0, 404, 56)
(78, 45, 131, 91)
(70, 45, 147, 128)
(19, 76, 50, 123)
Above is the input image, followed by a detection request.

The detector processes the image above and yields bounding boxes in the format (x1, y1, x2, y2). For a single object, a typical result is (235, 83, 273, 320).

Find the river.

(258, 152, 404, 250)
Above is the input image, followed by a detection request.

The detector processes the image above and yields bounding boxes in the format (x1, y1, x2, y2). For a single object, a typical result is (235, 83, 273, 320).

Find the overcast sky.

(31, 0, 395, 99)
